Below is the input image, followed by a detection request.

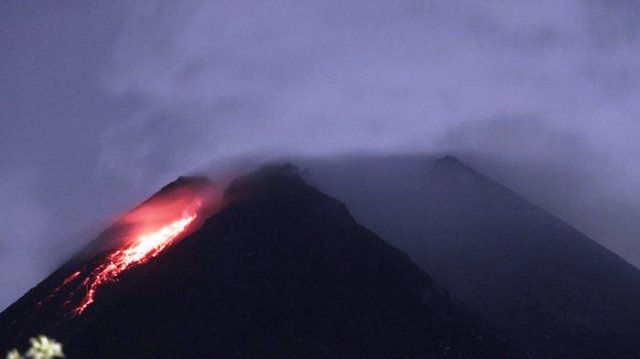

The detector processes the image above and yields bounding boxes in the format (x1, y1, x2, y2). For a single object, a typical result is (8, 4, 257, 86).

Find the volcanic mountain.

(0, 165, 512, 358)
(301, 155, 640, 359)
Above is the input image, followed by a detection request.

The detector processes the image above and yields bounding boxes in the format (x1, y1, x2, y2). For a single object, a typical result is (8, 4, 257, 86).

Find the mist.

(1, 0, 640, 310)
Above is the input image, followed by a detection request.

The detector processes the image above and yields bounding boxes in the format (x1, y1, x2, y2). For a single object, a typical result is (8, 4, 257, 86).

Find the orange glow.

(73, 210, 198, 315)
(42, 181, 225, 316)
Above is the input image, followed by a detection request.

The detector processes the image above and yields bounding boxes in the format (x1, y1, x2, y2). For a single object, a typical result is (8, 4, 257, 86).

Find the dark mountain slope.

(0, 165, 511, 358)
(301, 154, 640, 358)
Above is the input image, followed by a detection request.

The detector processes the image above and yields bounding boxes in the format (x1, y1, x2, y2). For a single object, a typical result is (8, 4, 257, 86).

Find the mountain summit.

(0, 165, 511, 358)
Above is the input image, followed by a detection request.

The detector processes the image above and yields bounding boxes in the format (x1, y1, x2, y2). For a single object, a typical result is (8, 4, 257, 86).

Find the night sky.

(1, 0, 640, 310)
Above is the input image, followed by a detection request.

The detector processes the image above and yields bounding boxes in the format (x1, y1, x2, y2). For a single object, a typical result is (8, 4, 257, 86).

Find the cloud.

(92, 0, 640, 267)
(97, 0, 640, 183)
(93, 1, 640, 266)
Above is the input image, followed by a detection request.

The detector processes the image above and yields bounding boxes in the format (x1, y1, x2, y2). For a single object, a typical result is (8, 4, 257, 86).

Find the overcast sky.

(1, 0, 640, 310)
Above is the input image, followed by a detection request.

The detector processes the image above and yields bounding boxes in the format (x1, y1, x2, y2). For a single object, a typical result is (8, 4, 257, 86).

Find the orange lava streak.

(73, 213, 198, 315)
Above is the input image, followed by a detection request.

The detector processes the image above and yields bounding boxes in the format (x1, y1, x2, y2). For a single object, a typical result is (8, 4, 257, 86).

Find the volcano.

(0, 165, 512, 358)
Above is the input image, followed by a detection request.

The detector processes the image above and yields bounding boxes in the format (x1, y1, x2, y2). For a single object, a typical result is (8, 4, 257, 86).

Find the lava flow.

(44, 180, 222, 316)
(73, 208, 199, 314)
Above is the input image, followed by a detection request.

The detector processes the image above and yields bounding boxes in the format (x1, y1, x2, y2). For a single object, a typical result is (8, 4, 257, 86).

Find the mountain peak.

(224, 163, 307, 201)
(159, 175, 212, 192)
(433, 155, 478, 175)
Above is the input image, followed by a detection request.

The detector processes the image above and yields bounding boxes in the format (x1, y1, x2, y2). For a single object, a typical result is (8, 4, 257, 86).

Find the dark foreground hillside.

(303, 155, 640, 359)
(0, 165, 512, 358)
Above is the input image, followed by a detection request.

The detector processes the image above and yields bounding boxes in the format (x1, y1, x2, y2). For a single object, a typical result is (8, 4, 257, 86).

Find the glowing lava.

(37, 180, 223, 316)
(73, 211, 198, 315)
